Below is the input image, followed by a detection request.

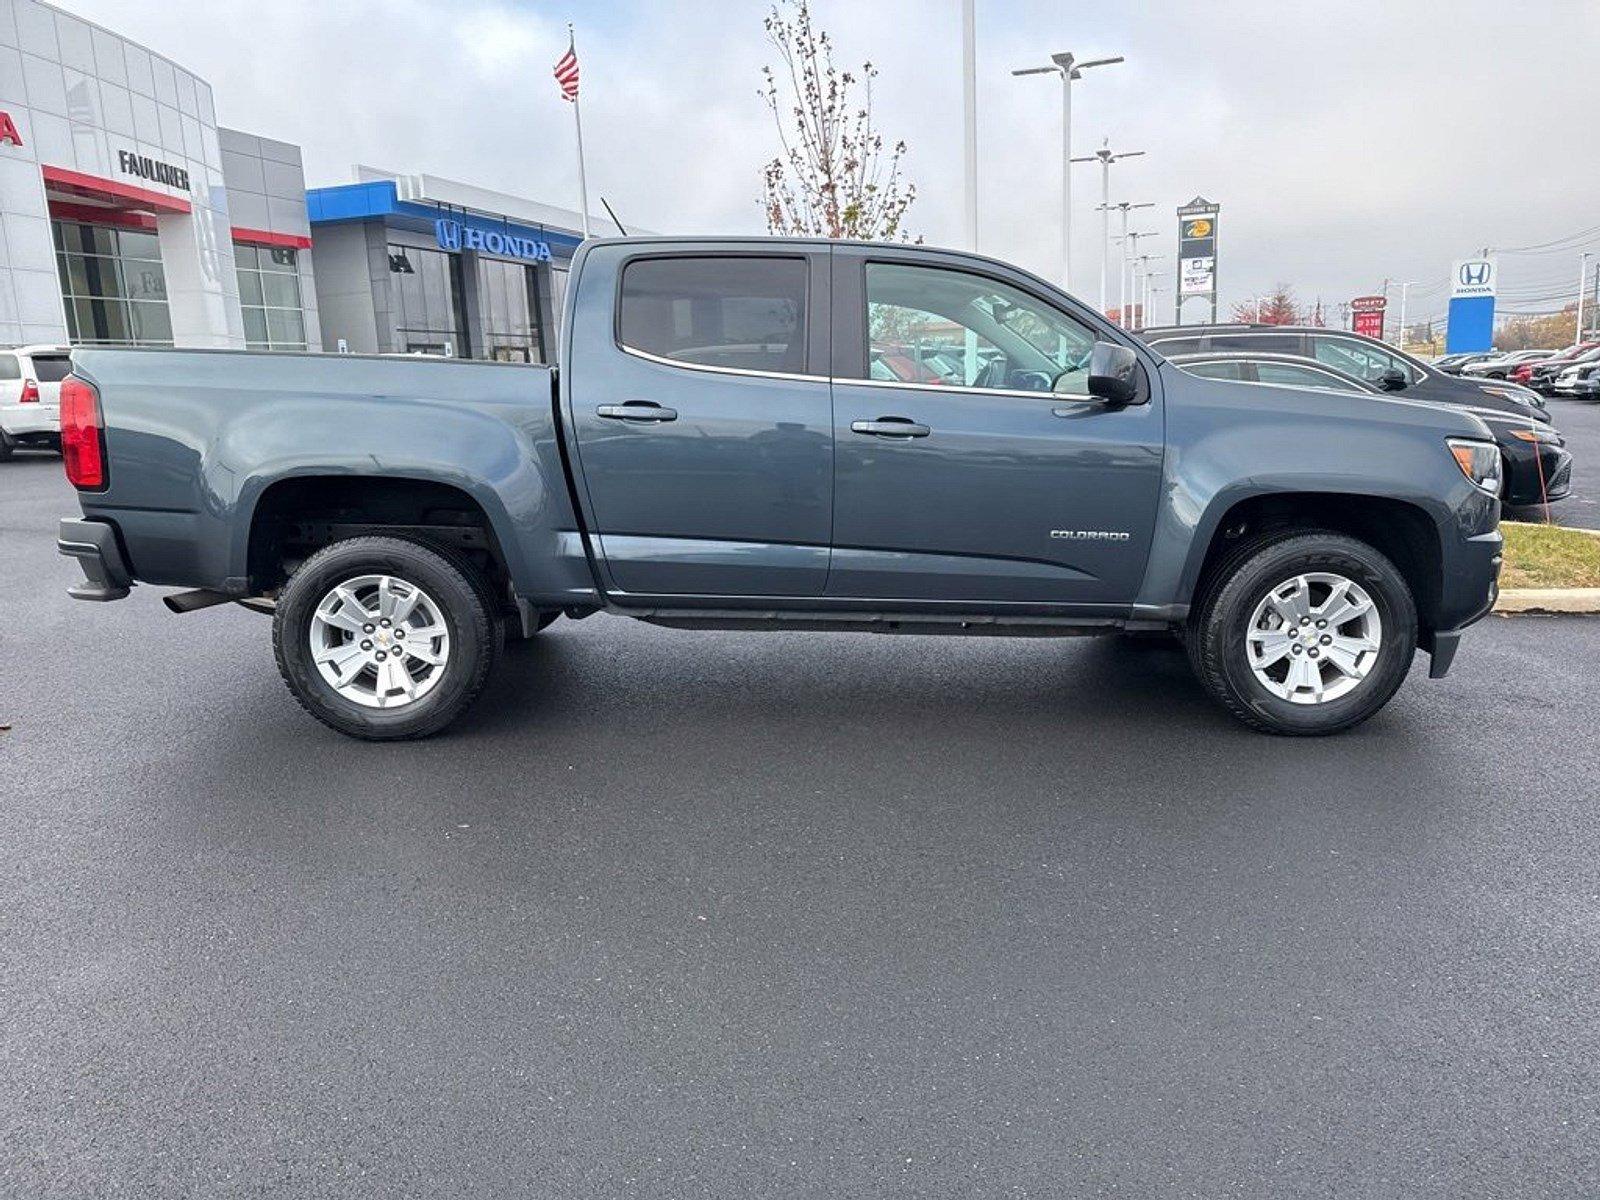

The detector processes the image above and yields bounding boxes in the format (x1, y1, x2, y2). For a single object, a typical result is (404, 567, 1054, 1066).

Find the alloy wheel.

(1245, 572, 1382, 705)
(308, 574, 451, 709)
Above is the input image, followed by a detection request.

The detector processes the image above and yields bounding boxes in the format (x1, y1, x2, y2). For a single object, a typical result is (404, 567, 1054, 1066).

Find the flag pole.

(568, 23, 591, 239)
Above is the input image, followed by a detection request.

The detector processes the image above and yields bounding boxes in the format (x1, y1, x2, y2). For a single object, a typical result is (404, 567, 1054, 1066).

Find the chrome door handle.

(851, 417, 930, 439)
(597, 401, 678, 422)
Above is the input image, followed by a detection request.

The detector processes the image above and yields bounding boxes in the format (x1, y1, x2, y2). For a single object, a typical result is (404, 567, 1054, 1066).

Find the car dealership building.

(0, 0, 590, 363)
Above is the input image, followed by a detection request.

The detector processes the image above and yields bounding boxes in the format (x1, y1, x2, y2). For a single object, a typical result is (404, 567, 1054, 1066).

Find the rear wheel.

(0, 430, 14, 461)
(1187, 531, 1417, 735)
(273, 536, 501, 740)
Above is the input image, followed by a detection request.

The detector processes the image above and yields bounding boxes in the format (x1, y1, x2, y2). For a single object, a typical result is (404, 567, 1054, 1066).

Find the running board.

(162, 589, 276, 616)
(628, 608, 1132, 637)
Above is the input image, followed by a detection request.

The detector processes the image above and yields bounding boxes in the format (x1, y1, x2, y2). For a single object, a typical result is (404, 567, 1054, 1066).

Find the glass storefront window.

(53, 219, 174, 348)
(476, 258, 544, 363)
(389, 243, 468, 357)
(235, 243, 307, 352)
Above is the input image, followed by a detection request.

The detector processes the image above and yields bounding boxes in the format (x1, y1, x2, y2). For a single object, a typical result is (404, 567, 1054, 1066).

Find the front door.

(565, 248, 834, 598)
(827, 250, 1165, 608)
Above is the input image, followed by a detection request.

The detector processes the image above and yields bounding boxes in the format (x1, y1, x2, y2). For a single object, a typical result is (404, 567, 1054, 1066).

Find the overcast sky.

(61, 0, 1600, 328)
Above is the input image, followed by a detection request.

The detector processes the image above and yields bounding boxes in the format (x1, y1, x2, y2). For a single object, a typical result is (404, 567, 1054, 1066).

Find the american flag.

(553, 36, 579, 102)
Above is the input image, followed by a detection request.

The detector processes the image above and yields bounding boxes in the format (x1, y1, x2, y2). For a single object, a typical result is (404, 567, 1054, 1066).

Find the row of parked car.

(1135, 324, 1571, 508)
(1436, 344, 1600, 397)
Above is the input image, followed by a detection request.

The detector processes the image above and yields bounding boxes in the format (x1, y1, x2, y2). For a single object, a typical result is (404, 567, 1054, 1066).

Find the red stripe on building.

(40, 164, 192, 214)
(231, 226, 313, 250)
(46, 199, 159, 232)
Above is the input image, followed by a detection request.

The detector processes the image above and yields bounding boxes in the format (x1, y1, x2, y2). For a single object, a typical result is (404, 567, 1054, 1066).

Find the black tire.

(1186, 531, 1417, 736)
(273, 535, 502, 740)
(0, 430, 14, 461)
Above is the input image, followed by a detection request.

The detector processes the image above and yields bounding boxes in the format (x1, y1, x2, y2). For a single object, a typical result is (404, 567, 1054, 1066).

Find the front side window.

(619, 255, 807, 374)
(865, 262, 1096, 393)
(1255, 361, 1365, 392)
(1310, 335, 1420, 385)
(235, 243, 307, 352)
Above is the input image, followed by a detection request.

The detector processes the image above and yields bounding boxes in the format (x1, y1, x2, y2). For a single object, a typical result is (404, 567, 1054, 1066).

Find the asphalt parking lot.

(1511, 394, 1600, 527)
(3, 453, 1598, 1199)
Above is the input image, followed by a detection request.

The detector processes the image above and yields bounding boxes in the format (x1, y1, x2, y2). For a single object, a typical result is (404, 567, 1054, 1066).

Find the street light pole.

(1102, 202, 1153, 327)
(1074, 141, 1144, 316)
(1011, 52, 1123, 293)
(1395, 281, 1418, 352)
(961, 0, 978, 250)
(1577, 252, 1593, 347)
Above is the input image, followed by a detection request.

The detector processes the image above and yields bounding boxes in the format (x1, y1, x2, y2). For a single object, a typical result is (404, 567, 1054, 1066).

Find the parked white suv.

(0, 345, 72, 459)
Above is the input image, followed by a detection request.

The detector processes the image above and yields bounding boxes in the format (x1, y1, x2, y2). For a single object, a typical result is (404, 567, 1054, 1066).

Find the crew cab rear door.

(826, 245, 1165, 607)
(562, 243, 833, 598)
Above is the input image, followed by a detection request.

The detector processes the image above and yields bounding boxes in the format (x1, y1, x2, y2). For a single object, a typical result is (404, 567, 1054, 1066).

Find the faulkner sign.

(0, 110, 22, 147)
(116, 149, 190, 192)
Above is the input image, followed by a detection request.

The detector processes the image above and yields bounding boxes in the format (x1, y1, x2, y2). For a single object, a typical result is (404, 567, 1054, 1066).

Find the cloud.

(59, 0, 1600, 323)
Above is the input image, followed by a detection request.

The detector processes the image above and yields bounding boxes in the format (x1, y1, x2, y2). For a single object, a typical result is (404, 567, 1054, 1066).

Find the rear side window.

(1148, 336, 1202, 355)
(29, 354, 72, 382)
(619, 256, 808, 374)
(0, 355, 18, 381)
(1180, 360, 1244, 381)
(1210, 333, 1301, 354)
(1256, 361, 1364, 392)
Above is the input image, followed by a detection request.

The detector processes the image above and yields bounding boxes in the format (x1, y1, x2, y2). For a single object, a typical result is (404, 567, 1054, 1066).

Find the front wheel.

(273, 536, 502, 740)
(1186, 531, 1417, 735)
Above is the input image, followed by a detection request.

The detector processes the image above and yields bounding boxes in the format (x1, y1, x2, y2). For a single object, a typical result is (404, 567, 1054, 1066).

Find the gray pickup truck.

(58, 237, 1504, 739)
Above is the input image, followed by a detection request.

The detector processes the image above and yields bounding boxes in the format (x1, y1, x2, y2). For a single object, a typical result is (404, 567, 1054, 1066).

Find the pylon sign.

(1446, 256, 1497, 353)
(1175, 196, 1219, 324)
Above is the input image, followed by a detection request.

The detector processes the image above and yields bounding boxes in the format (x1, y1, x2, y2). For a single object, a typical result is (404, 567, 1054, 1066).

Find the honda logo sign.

(1451, 257, 1497, 298)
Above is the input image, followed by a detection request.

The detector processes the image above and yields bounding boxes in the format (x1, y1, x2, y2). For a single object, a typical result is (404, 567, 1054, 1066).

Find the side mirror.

(1084, 341, 1139, 404)
(1377, 367, 1408, 391)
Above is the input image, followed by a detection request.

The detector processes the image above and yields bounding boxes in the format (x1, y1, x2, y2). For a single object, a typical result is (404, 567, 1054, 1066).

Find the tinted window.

(1180, 360, 1244, 381)
(0, 355, 18, 381)
(29, 354, 72, 382)
(864, 261, 1096, 393)
(620, 256, 807, 374)
(1211, 332, 1301, 353)
(1310, 335, 1421, 385)
(1255, 361, 1364, 392)
(1147, 335, 1202, 355)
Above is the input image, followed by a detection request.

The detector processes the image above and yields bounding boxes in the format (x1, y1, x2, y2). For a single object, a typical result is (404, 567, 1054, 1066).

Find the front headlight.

(1508, 426, 1560, 445)
(1448, 438, 1502, 495)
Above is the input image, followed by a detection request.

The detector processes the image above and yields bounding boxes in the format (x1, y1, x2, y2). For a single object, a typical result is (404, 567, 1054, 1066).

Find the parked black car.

(1139, 324, 1550, 420)
(1166, 350, 1571, 507)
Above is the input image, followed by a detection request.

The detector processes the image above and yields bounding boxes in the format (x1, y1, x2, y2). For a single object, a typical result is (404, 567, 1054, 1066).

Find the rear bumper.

(58, 517, 132, 601)
(2, 405, 60, 437)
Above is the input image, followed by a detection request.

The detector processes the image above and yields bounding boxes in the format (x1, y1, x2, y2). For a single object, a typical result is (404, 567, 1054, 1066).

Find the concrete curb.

(1502, 520, 1600, 539)
(1494, 589, 1600, 614)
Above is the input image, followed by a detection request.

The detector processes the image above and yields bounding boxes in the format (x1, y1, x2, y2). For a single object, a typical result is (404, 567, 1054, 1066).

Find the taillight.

(19, 378, 39, 403)
(60, 375, 106, 491)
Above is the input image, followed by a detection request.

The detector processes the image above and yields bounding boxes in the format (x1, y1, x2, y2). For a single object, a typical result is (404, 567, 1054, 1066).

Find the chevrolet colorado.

(58, 237, 1504, 738)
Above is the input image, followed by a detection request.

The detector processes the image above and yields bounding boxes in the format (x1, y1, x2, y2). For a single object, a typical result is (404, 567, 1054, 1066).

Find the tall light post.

(1119, 228, 1157, 323)
(1100, 201, 1154, 326)
(961, 0, 978, 250)
(1011, 51, 1123, 293)
(1137, 255, 1164, 329)
(1073, 140, 1144, 315)
(1395, 281, 1419, 351)
(1576, 252, 1594, 347)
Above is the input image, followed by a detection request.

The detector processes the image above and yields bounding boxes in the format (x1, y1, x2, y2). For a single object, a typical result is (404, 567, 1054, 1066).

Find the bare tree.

(759, 0, 917, 241)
